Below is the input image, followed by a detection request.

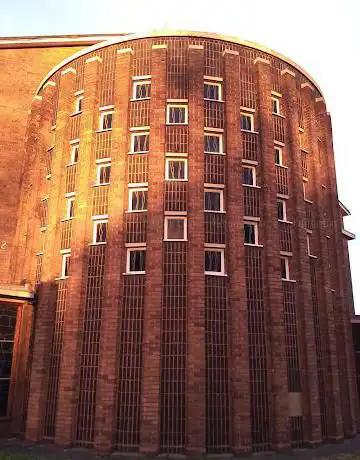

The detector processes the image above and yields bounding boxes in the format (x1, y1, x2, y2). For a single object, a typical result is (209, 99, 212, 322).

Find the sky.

(1, 0, 359, 310)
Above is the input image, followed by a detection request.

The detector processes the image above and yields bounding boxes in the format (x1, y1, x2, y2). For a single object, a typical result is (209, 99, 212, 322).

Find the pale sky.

(1, 0, 359, 311)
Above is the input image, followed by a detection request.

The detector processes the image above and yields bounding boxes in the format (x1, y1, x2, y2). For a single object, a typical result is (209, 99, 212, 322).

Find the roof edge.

(34, 30, 324, 97)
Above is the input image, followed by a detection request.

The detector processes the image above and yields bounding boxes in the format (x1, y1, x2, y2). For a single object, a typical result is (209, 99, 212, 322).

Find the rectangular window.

(127, 248, 146, 274)
(93, 219, 108, 244)
(303, 181, 308, 200)
(275, 146, 283, 166)
(129, 188, 148, 211)
(204, 189, 224, 212)
(99, 111, 113, 130)
(243, 166, 256, 186)
(75, 95, 83, 114)
(166, 105, 188, 124)
(133, 80, 151, 100)
(165, 159, 187, 181)
(164, 216, 187, 241)
(244, 221, 258, 245)
(96, 163, 111, 185)
(204, 82, 222, 101)
(204, 133, 223, 154)
(130, 132, 150, 153)
(61, 252, 71, 278)
(272, 97, 280, 115)
(205, 249, 225, 275)
(240, 113, 254, 132)
(281, 256, 290, 280)
(277, 200, 286, 221)
(66, 196, 75, 219)
(306, 234, 311, 255)
(70, 143, 79, 164)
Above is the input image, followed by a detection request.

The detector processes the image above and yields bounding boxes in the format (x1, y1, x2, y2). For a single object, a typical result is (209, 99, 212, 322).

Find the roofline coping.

(339, 199, 351, 216)
(34, 30, 323, 97)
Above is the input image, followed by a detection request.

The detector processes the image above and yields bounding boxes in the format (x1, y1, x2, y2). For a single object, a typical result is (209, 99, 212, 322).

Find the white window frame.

(281, 256, 290, 280)
(130, 132, 150, 153)
(60, 251, 71, 278)
(66, 196, 75, 219)
(303, 181, 307, 200)
(306, 234, 311, 256)
(275, 146, 283, 166)
(92, 218, 108, 244)
(96, 163, 111, 185)
(243, 165, 256, 187)
(166, 104, 188, 125)
(277, 199, 287, 221)
(70, 143, 79, 164)
(128, 187, 148, 212)
(165, 158, 188, 181)
(272, 97, 280, 115)
(99, 110, 114, 131)
(240, 112, 255, 132)
(204, 81, 222, 101)
(244, 221, 259, 246)
(204, 133, 223, 154)
(204, 188, 224, 212)
(132, 80, 151, 100)
(75, 95, 83, 114)
(164, 216, 187, 241)
(126, 247, 146, 274)
(204, 248, 225, 276)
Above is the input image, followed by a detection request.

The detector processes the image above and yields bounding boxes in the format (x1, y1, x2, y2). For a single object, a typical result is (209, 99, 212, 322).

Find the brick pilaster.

(139, 44, 167, 454)
(55, 58, 102, 446)
(224, 49, 251, 454)
(186, 44, 206, 454)
(254, 57, 289, 449)
(282, 71, 322, 443)
(26, 68, 76, 442)
(94, 48, 132, 451)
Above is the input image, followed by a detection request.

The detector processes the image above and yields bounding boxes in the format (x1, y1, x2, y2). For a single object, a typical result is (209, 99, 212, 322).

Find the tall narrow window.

(244, 221, 258, 245)
(204, 81, 222, 101)
(204, 249, 225, 275)
(96, 163, 111, 185)
(165, 159, 187, 181)
(129, 188, 148, 211)
(240, 113, 254, 132)
(132, 80, 151, 100)
(204, 189, 223, 212)
(243, 166, 256, 186)
(272, 97, 280, 115)
(277, 200, 287, 221)
(130, 132, 150, 153)
(280, 256, 290, 280)
(61, 252, 71, 278)
(0, 307, 17, 417)
(66, 196, 75, 219)
(127, 248, 146, 273)
(204, 133, 223, 154)
(93, 219, 108, 244)
(275, 146, 283, 166)
(75, 95, 83, 114)
(99, 111, 113, 130)
(70, 143, 79, 164)
(166, 105, 188, 124)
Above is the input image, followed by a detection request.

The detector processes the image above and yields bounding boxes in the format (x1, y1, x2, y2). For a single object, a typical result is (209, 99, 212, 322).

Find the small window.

(127, 248, 146, 274)
(70, 143, 79, 164)
(205, 249, 225, 275)
(133, 80, 151, 100)
(204, 189, 223, 212)
(75, 95, 83, 114)
(93, 219, 108, 244)
(280, 256, 290, 280)
(96, 163, 111, 185)
(204, 82, 222, 101)
(66, 197, 75, 219)
(130, 132, 150, 153)
(61, 252, 71, 278)
(243, 166, 256, 186)
(164, 216, 187, 241)
(272, 97, 280, 115)
(129, 188, 148, 211)
(303, 181, 308, 200)
(166, 159, 187, 181)
(167, 105, 188, 124)
(240, 113, 254, 132)
(204, 133, 223, 154)
(99, 111, 113, 131)
(244, 222, 258, 245)
(277, 200, 286, 221)
(275, 147, 283, 166)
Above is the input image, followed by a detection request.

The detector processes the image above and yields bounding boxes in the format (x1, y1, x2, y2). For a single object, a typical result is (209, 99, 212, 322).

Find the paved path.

(1, 437, 360, 459)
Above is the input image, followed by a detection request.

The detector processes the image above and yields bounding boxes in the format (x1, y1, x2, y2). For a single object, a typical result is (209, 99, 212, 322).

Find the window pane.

(167, 219, 185, 239)
(133, 134, 149, 152)
(100, 165, 111, 184)
(135, 82, 151, 99)
(281, 258, 287, 279)
(64, 255, 70, 277)
(277, 201, 284, 220)
(275, 148, 281, 165)
(205, 191, 220, 211)
(131, 190, 148, 211)
(205, 251, 221, 272)
(68, 199, 74, 218)
(243, 167, 254, 185)
(72, 145, 79, 163)
(168, 106, 186, 124)
(272, 99, 278, 114)
(244, 223, 255, 244)
(96, 222, 107, 243)
(130, 250, 146, 272)
(167, 160, 185, 180)
(102, 113, 113, 130)
(204, 83, 219, 100)
(241, 115, 252, 131)
(204, 135, 220, 153)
